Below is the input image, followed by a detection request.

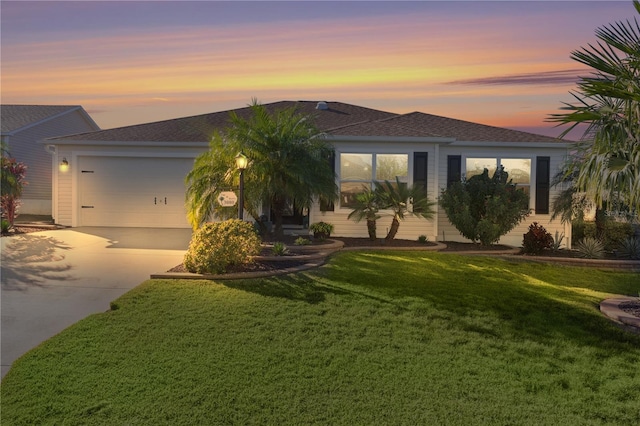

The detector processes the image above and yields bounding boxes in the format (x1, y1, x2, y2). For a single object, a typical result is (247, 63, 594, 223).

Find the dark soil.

(619, 301, 640, 318)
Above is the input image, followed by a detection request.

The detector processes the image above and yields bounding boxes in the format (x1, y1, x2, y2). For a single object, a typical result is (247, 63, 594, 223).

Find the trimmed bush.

(522, 222, 554, 255)
(573, 220, 635, 251)
(184, 219, 261, 274)
(440, 167, 530, 245)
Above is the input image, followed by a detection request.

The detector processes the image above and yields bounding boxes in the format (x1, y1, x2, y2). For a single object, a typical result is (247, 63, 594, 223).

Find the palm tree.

(549, 0, 640, 213)
(347, 187, 381, 241)
(375, 177, 436, 241)
(186, 101, 337, 237)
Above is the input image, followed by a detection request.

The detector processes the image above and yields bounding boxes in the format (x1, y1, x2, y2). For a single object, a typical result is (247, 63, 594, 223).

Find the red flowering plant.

(1, 156, 28, 231)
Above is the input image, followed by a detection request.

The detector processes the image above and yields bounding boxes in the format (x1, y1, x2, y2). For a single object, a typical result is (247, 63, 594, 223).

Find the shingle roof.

(1, 105, 83, 134)
(47, 100, 561, 144)
(327, 119, 441, 138)
(382, 112, 560, 143)
(51, 101, 398, 143)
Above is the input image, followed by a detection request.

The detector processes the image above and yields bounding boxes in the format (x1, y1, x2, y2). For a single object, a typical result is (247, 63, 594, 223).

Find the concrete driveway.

(1, 227, 192, 378)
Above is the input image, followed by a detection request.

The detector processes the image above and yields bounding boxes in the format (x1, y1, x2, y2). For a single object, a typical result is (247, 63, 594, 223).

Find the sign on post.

(218, 191, 238, 207)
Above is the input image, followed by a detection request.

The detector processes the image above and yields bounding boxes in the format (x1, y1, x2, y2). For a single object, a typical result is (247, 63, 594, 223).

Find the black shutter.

(413, 152, 428, 212)
(535, 156, 550, 214)
(447, 155, 462, 187)
(320, 151, 335, 211)
(413, 152, 428, 194)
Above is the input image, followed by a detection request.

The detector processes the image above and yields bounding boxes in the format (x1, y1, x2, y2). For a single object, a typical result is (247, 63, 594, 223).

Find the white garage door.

(78, 156, 194, 228)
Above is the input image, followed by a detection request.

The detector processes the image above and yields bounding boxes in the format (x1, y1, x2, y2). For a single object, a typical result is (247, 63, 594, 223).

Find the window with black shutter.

(447, 155, 461, 187)
(535, 156, 550, 214)
(320, 151, 335, 211)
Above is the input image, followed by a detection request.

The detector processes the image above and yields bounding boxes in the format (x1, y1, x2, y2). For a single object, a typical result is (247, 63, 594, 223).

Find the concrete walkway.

(1, 227, 191, 378)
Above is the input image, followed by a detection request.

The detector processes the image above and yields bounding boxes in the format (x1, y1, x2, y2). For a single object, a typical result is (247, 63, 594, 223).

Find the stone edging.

(152, 239, 640, 280)
(600, 297, 640, 332)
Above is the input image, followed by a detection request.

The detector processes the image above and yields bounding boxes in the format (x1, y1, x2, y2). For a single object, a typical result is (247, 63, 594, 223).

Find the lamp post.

(235, 153, 248, 220)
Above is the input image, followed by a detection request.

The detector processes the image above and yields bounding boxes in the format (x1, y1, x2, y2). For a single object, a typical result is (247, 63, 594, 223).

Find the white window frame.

(463, 155, 533, 208)
(339, 152, 409, 209)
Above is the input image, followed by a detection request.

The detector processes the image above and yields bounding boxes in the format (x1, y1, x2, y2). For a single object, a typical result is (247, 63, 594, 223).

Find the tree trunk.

(595, 206, 606, 240)
(272, 198, 286, 238)
(385, 216, 400, 241)
(366, 219, 377, 240)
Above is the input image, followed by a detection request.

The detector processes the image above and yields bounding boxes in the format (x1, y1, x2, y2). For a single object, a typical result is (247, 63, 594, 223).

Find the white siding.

(52, 144, 203, 227)
(7, 110, 99, 214)
(309, 140, 439, 241)
(437, 145, 571, 248)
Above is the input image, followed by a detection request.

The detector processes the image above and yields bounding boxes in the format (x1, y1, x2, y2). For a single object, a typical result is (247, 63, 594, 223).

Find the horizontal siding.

(7, 110, 99, 214)
(310, 203, 436, 241)
(437, 145, 571, 248)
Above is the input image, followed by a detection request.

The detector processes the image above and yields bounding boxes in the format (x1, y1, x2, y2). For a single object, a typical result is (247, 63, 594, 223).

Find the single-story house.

(45, 101, 573, 247)
(1, 105, 100, 215)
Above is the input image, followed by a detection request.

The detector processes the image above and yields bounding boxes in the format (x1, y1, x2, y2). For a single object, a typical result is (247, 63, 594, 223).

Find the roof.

(50, 101, 398, 143)
(47, 100, 561, 144)
(1, 105, 97, 135)
(380, 112, 560, 143)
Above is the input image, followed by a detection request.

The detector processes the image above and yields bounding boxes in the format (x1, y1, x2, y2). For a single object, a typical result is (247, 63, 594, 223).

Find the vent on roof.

(316, 101, 329, 110)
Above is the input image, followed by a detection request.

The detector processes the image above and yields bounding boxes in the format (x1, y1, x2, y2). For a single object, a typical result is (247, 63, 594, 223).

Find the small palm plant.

(376, 177, 436, 241)
(347, 187, 381, 241)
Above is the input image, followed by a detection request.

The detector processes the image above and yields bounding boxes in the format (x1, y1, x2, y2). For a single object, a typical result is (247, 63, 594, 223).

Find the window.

(464, 157, 531, 196)
(339, 153, 408, 208)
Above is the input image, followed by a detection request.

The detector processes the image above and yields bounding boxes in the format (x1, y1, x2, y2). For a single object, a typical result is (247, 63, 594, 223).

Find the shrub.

(271, 242, 289, 256)
(522, 222, 554, 255)
(440, 167, 530, 245)
(294, 237, 311, 246)
(617, 237, 640, 260)
(417, 235, 428, 244)
(184, 219, 261, 274)
(575, 237, 605, 259)
(574, 219, 634, 251)
(309, 221, 334, 240)
(1, 219, 9, 234)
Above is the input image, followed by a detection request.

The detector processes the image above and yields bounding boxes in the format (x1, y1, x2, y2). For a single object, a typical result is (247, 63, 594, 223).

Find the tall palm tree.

(375, 177, 436, 241)
(549, 0, 640, 213)
(347, 187, 381, 241)
(186, 101, 337, 237)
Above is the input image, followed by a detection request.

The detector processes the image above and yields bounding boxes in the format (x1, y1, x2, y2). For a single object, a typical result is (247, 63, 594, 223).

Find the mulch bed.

(619, 301, 640, 319)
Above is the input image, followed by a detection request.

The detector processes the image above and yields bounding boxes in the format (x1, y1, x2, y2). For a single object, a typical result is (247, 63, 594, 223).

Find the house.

(1, 105, 100, 215)
(45, 101, 572, 247)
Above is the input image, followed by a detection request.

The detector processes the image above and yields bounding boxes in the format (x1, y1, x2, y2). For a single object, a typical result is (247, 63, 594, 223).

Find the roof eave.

(326, 135, 455, 144)
(41, 139, 210, 148)
(449, 140, 574, 148)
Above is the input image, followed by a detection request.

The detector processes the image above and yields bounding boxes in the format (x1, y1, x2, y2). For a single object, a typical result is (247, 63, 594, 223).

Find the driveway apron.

(1, 227, 191, 378)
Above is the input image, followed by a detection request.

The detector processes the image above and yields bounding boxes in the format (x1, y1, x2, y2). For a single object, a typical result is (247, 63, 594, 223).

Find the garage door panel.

(78, 156, 193, 228)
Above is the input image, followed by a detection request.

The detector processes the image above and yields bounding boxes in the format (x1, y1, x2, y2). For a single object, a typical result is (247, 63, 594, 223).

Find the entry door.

(78, 156, 193, 228)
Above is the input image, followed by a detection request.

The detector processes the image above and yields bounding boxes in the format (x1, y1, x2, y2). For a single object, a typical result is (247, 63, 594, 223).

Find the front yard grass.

(2, 252, 639, 425)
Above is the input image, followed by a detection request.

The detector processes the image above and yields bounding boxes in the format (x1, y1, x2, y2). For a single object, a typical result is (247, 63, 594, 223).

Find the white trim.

(450, 140, 571, 149)
(328, 135, 454, 144)
(42, 139, 209, 148)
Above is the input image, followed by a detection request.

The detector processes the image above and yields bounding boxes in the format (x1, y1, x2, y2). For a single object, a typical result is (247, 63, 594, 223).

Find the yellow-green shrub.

(184, 219, 261, 274)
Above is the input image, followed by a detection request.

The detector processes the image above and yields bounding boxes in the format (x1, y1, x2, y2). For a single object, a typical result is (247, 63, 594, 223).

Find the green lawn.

(2, 252, 640, 425)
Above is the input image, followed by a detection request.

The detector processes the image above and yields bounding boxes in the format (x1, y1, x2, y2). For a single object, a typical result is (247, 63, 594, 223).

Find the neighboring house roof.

(47, 100, 561, 144)
(1, 105, 100, 135)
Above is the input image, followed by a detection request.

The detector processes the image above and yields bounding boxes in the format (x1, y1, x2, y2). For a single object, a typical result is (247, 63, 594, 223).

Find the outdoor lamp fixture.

(59, 158, 69, 173)
(235, 152, 248, 220)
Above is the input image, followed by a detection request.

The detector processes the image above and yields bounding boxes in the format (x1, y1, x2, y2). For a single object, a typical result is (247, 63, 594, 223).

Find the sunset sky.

(1, 1, 632, 138)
